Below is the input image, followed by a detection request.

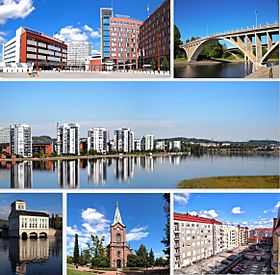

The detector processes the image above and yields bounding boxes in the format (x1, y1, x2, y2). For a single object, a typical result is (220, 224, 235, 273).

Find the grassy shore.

(67, 268, 94, 275)
(177, 175, 280, 189)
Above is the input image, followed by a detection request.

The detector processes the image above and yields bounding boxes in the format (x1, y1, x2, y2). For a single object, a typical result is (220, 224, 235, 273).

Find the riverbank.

(0, 152, 188, 162)
(174, 59, 244, 66)
(177, 175, 279, 189)
(245, 65, 279, 78)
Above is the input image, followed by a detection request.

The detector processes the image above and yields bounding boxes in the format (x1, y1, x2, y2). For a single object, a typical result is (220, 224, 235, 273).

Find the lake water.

(0, 155, 278, 188)
(0, 237, 62, 275)
(174, 62, 254, 78)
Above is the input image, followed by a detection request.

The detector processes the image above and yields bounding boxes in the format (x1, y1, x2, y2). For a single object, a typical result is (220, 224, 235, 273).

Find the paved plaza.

(0, 70, 171, 79)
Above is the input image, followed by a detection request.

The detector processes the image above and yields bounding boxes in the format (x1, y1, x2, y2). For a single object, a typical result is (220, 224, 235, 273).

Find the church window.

(116, 233, 121, 241)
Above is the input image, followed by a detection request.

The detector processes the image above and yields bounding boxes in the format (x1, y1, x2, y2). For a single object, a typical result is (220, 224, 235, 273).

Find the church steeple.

(112, 201, 124, 226)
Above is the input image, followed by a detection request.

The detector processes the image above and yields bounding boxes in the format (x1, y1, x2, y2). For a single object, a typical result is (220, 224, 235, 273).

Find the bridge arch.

(261, 41, 279, 63)
(184, 37, 256, 63)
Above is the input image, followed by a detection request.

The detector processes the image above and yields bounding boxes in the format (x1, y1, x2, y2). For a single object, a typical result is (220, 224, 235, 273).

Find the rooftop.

(174, 212, 222, 225)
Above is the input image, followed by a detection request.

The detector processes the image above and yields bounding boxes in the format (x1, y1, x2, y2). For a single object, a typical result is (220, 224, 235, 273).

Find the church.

(108, 202, 132, 269)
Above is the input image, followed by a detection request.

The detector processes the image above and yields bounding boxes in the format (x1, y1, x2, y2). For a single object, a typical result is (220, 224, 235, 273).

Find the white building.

(141, 135, 154, 151)
(113, 128, 134, 153)
(67, 42, 92, 67)
(169, 140, 182, 151)
(8, 200, 49, 239)
(10, 123, 32, 157)
(155, 141, 166, 151)
(57, 123, 80, 155)
(0, 127, 10, 143)
(87, 127, 107, 154)
(134, 139, 141, 151)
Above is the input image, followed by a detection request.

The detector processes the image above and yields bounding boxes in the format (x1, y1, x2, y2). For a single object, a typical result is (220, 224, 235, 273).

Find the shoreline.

(174, 59, 245, 66)
(1, 151, 278, 162)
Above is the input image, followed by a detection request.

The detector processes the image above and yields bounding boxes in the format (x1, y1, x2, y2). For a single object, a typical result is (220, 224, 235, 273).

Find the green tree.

(174, 25, 182, 58)
(161, 194, 170, 261)
(88, 235, 106, 258)
(127, 254, 138, 267)
(150, 59, 156, 72)
(135, 244, 148, 267)
(73, 234, 80, 264)
(199, 40, 224, 60)
(148, 249, 155, 267)
(162, 57, 169, 71)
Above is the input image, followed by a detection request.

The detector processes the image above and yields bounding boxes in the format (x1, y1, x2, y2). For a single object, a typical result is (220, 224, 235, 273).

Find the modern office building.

(108, 202, 132, 268)
(141, 135, 154, 151)
(100, 8, 142, 67)
(2, 27, 67, 69)
(87, 127, 108, 154)
(67, 42, 92, 67)
(138, 0, 170, 70)
(113, 128, 134, 153)
(8, 200, 49, 239)
(56, 123, 80, 155)
(100, 8, 113, 61)
(10, 123, 32, 157)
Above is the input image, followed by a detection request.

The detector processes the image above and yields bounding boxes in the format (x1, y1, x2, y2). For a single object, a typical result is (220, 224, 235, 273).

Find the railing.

(185, 22, 279, 45)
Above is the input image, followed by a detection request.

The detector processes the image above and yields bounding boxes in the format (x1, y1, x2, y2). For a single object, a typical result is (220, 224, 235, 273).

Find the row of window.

(21, 217, 48, 229)
(111, 21, 141, 28)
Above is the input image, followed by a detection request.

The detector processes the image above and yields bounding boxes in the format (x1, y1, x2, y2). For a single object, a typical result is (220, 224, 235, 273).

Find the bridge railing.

(184, 22, 279, 45)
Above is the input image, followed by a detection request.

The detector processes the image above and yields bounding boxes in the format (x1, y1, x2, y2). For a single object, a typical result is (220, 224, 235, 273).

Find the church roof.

(112, 201, 124, 226)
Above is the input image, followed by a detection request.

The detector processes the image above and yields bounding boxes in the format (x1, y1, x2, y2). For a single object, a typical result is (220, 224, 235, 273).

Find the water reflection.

(9, 238, 49, 274)
(0, 154, 278, 188)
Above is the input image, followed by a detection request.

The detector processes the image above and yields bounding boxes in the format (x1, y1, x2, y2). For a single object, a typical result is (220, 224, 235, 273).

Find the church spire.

(113, 201, 124, 226)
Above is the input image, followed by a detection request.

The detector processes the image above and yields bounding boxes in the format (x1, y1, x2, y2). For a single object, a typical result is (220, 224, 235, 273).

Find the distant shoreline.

(1, 150, 278, 162)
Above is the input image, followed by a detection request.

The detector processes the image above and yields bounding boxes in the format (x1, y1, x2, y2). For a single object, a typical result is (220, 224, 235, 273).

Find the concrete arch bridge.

(180, 23, 279, 65)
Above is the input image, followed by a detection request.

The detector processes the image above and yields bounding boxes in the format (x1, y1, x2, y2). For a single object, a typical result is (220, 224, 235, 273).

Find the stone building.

(8, 200, 49, 239)
(108, 202, 131, 268)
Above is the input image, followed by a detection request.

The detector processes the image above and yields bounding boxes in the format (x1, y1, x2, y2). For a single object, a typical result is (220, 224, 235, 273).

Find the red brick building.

(32, 142, 53, 155)
(138, 0, 170, 70)
(108, 202, 131, 268)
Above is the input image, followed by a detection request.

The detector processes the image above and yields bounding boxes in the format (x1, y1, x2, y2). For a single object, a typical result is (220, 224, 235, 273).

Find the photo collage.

(0, 0, 279, 275)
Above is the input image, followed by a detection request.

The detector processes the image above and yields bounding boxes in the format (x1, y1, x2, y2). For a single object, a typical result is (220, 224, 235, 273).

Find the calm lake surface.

(0, 155, 278, 188)
(0, 237, 62, 275)
(175, 62, 253, 78)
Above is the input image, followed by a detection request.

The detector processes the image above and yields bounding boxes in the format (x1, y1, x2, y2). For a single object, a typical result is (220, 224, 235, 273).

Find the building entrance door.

(117, 259, 122, 268)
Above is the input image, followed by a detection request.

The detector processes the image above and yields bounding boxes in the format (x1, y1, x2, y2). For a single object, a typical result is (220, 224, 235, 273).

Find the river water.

(0, 237, 62, 275)
(0, 154, 278, 188)
(174, 62, 254, 78)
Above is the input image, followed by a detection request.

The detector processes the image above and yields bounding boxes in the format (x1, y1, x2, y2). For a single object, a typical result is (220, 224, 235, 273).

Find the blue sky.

(67, 193, 167, 258)
(0, 193, 62, 219)
(0, 81, 279, 141)
(175, 0, 279, 44)
(174, 193, 280, 228)
(0, 0, 164, 57)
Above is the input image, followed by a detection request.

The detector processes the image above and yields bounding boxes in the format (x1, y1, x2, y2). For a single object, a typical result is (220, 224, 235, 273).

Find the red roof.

(252, 228, 273, 231)
(174, 212, 222, 225)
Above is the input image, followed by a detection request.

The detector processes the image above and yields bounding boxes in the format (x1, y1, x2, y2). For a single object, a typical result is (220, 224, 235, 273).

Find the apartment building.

(10, 123, 32, 157)
(113, 128, 134, 153)
(134, 139, 141, 151)
(249, 227, 273, 244)
(2, 27, 67, 69)
(141, 135, 155, 151)
(0, 127, 10, 144)
(87, 127, 108, 154)
(56, 123, 80, 155)
(169, 140, 182, 151)
(238, 225, 249, 246)
(174, 213, 242, 270)
(67, 42, 92, 67)
(155, 141, 166, 151)
(138, 0, 170, 69)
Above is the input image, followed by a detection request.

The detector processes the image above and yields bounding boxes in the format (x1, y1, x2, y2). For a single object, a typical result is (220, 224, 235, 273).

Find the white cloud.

(127, 226, 149, 241)
(188, 211, 198, 216)
(174, 193, 190, 206)
(53, 24, 100, 43)
(67, 225, 80, 236)
(231, 206, 246, 215)
(81, 208, 106, 223)
(199, 209, 218, 219)
(0, 0, 35, 24)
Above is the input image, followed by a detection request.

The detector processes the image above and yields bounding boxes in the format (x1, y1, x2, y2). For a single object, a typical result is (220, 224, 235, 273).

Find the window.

(116, 233, 121, 241)
(117, 251, 121, 257)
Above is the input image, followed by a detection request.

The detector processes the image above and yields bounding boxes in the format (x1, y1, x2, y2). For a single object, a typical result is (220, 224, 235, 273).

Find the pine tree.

(73, 234, 80, 264)
(148, 249, 155, 267)
(136, 244, 148, 267)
